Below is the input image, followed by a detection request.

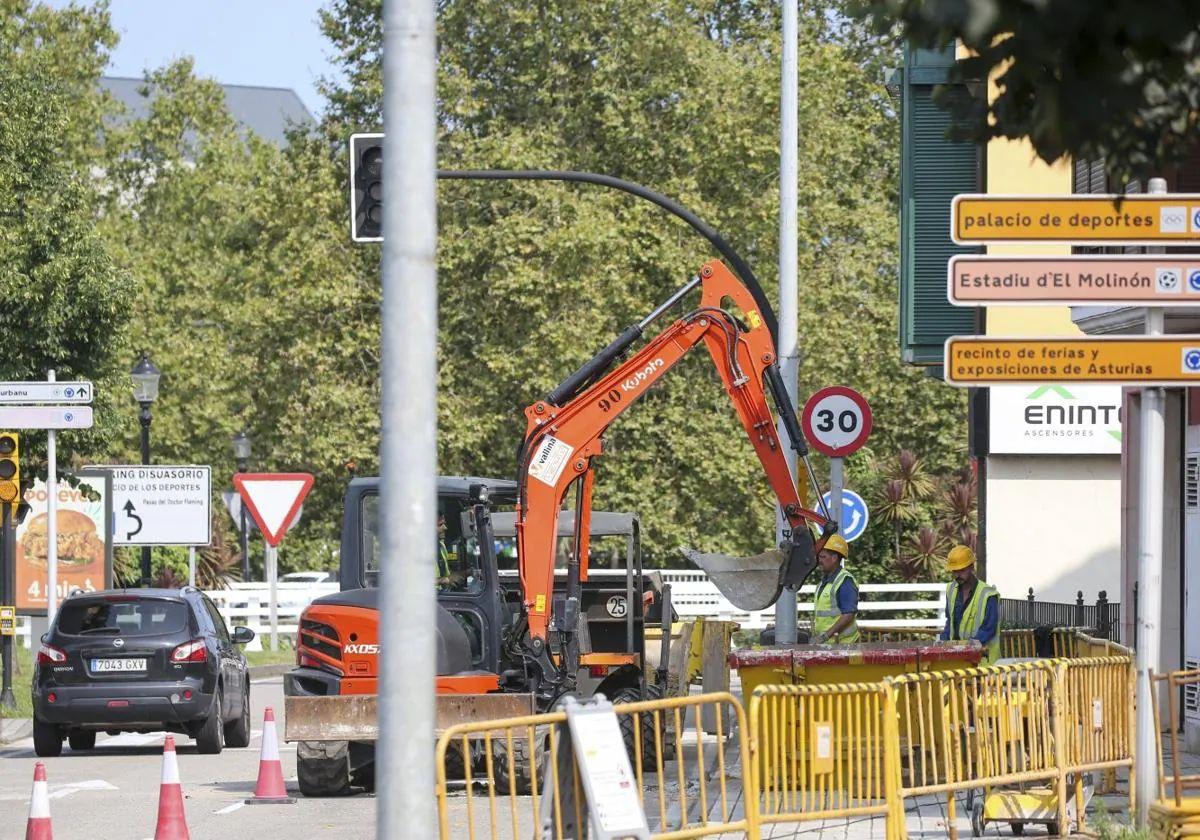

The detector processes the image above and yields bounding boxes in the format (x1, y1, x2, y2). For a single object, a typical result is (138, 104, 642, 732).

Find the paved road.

(0, 677, 377, 840)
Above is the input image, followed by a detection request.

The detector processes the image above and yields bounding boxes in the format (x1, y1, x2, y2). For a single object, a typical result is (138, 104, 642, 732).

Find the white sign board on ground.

(989, 384, 1122, 455)
(233, 473, 313, 547)
(0, 381, 94, 404)
(0, 406, 93, 429)
(103, 466, 212, 546)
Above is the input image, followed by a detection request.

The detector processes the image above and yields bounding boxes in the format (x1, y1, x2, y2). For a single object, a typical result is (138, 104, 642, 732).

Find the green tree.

(98, 0, 968, 577)
(0, 1, 131, 480)
(313, 0, 967, 569)
(855, 0, 1200, 185)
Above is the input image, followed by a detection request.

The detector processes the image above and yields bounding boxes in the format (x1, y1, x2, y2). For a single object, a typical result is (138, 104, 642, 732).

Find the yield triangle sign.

(232, 473, 314, 547)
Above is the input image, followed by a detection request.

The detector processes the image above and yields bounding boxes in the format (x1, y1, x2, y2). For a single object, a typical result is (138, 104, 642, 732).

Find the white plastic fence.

(11, 575, 944, 645)
(657, 570, 945, 631)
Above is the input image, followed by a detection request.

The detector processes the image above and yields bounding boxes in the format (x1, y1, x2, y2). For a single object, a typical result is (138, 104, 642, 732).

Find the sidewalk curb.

(249, 664, 293, 680)
(0, 717, 32, 745)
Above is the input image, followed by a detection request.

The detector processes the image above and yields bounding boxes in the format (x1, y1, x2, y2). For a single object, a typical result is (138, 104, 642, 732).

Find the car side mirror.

(40, 632, 49, 645)
(232, 626, 255, 645)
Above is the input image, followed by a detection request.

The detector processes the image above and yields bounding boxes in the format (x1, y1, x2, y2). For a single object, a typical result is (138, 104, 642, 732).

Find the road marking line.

(216, 802, 246, 815)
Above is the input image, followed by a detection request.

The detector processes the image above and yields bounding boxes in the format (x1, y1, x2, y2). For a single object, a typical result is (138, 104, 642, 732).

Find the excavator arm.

(515, 260, 833, 645)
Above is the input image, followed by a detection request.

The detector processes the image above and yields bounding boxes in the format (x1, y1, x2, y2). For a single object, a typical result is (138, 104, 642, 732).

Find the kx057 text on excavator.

(283, 259, 835, 796)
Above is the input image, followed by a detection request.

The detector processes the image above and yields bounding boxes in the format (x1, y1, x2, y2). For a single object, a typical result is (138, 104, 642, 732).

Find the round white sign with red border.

(801, 386, 872, 458)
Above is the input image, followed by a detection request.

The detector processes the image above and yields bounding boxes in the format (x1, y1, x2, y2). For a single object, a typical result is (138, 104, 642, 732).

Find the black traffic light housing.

(0, 433, 19, 510)
(350, 133, 383, 242)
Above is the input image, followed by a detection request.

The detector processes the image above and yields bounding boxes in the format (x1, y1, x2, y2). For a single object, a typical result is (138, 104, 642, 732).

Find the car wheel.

(33, 719, 62, 758)
(68, 730, 97, 751)
(195, 690, 224, 755)
(223, 684, 251, 748)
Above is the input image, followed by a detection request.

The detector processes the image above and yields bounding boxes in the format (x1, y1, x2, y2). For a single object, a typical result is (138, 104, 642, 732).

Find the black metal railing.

(999, 588, 1121, 643)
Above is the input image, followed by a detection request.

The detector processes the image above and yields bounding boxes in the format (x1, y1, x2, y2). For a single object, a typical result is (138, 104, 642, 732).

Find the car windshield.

(57, 598, 190, 637)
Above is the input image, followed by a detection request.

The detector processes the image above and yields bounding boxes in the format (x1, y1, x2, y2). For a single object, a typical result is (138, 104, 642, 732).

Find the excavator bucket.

(682, 529, 818, 612)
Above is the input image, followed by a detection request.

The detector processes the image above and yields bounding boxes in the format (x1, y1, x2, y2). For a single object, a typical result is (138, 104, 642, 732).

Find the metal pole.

(188, 546, 196, 588)
(46, 370, 58, 623)
(266, 540, 278, 652)
(139, 405, 152, 586)
(825, 458, 845, 638)
(379, 0, 438, 835)
(237, 456, 250, 582)
(1, 504, 14, 709)
(1135, 176, 1168, 824)
(239, 503, 249, 581)
(773, 0, 800, 646)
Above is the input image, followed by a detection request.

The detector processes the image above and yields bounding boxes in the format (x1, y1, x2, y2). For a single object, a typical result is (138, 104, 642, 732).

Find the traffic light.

(0, 433, 19, 508)
(350, 133, 383, 242)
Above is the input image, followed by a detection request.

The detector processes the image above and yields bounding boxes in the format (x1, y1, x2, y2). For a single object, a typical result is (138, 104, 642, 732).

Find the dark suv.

(32, 588, 254, 757)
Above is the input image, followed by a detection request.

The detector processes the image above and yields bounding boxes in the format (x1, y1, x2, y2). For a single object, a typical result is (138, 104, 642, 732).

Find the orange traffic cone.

(25, 762, 52, 840)
(154, 736, 190, 840)
(245, 707, 294, 804)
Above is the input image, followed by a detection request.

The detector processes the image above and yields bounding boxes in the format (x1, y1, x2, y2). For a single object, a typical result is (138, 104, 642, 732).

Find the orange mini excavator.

(284, 258, 834, 794)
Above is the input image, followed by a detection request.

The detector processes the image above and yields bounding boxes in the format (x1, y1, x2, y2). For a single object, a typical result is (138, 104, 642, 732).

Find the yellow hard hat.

(822, 534, 849, 559)
(946, 544, 976, 572)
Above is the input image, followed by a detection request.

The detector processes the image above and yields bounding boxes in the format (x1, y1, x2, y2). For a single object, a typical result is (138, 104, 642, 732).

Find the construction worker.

(941, 544, 1000, 664)
(436, 513, 464, 589)
(811, 534, 860, 644)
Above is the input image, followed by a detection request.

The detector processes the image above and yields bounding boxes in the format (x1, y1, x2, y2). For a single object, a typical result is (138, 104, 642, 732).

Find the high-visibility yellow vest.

(813, 567, 860, 643)
(947, 579, 1000, 664)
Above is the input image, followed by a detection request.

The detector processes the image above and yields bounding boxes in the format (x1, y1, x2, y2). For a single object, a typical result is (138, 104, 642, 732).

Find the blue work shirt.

(817, 570, 858, 615)
(940, 579, 999, 645)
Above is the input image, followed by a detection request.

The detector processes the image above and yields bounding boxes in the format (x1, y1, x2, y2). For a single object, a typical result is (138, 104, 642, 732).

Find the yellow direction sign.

(952, 194, 1200, 244)
(945, 337, 1200, 387)
(0, 605, 14, 636)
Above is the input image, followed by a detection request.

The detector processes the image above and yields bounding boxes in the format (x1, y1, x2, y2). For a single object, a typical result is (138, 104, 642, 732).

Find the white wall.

(986, 454, 1121, 603)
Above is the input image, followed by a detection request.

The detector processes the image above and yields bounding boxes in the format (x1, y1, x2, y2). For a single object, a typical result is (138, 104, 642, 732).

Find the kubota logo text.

(621, 358, 665, 393)
(344, 643, 379, 654)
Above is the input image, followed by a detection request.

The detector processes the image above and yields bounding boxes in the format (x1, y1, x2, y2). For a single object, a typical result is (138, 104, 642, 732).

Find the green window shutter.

(899, 47, 980, 365)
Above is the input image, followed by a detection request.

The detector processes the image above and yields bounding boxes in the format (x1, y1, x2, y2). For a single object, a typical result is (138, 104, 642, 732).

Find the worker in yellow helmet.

(811, 534, 860, 644)
(940, 544, 1000, 664)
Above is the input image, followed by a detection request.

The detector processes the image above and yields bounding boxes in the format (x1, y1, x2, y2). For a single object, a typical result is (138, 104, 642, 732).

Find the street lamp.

(231, 429, 251, 581)
(130, 352, 160, 587)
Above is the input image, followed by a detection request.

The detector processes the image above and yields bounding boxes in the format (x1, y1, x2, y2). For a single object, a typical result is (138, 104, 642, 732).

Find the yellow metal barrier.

(1057, 656, 1136, 831)
(434, 692, 758, 840)
(748, 682, 899, 836)
(888, 660, 1065, 838)
(1000, 627, 1098, 659)
(1001, 628, 1037, 658)
(859, 627, 941, 644)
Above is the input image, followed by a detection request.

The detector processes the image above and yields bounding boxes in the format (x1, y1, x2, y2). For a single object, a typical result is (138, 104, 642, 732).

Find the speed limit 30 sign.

(801, 386, 873, 458)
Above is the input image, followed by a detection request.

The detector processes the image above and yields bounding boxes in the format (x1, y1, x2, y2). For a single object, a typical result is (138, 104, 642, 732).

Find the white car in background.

(280, 571, 338, 585)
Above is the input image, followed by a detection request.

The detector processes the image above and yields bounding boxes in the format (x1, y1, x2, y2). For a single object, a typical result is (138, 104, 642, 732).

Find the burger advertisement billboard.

(15, 470, 112, 614)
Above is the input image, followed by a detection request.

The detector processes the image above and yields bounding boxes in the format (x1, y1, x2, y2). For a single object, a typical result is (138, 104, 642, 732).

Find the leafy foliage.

(20, 0, 970, 580)
(0, 2, 131, 480)
(855, 0, 1200, 186)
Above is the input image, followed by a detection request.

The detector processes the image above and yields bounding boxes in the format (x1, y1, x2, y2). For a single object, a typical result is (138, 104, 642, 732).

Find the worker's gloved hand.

(812, 632, 828, 644)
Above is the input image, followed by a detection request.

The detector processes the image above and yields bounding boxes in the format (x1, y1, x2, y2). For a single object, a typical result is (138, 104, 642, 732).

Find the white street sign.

(221, 491, 302, 536)
(104, 466, 211, 546)
(0, 381, 94, 404)
(233, 473, 313, 547)
(0, 406, 93, 429)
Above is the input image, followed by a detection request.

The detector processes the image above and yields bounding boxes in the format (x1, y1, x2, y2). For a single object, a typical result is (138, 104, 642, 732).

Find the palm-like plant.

(899, 526, 948, 582)
(196, 517, 241, 590)
(875, 478, 918, 566)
